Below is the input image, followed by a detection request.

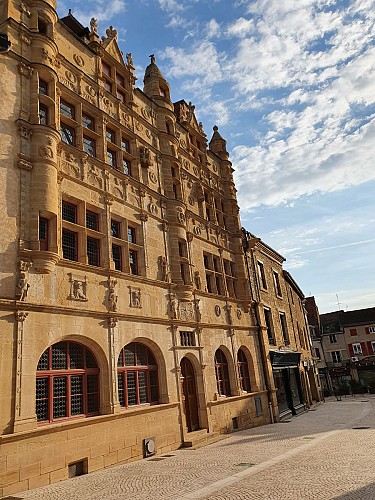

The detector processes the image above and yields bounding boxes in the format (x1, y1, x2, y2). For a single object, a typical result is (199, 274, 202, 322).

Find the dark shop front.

(270, 351, 304, 418)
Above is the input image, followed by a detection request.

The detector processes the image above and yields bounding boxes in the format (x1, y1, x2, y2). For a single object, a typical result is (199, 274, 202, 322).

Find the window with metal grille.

(82, 113, 94, 130)
(86, 210, 99, 231)
(273, 271, 282, 297)
(117, 343, 159, 408)
(215, 349, 231, 396)
(38, 79, 48, 95)
(62, 229, 77, 261)
(62, 201, 77, 223)
(83, 136, 96, 157)
(263, 307, 275, 344)
(257, 261, 267, 289)
(87, 237, 100, 266)
(61, 123, 75, 146)
(68, 460, 86, 478)
(121, 137, 130, 152)
(129, 250, 138, 275)
(237, 349, 251, 392)
(60, 100, 75, 119)
(180, 331, 196, 347)
(128, 227, 136, 244)
(224, 259, 237, 298)
(204, 253, 225, 295)
(279, 312, 289, 344)
(106, 128, 116, 143)
(39, 217, 48, 250)
(123, 158, 131, 175)
(36, 341, 99, 423)
(111, 220, 121, 238)
(107, 149, 116, 167)
(112, 244, 122, 271)
(39, 104, 48, 125)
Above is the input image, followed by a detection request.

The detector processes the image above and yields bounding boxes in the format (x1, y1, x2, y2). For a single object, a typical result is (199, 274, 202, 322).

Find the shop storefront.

(270, 351, 304, 418)
(356, 357, 375, 388)
(328, 366, 351, 390)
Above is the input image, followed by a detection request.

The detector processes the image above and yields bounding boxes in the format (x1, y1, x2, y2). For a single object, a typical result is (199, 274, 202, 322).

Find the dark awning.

(270, 351, 301, 368)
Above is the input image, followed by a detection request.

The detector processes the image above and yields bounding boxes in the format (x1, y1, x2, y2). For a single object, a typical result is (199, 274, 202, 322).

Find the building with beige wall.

(0, 1, 321, 496)
(242, 232, 321, 419)
(0, 2, 275, 496)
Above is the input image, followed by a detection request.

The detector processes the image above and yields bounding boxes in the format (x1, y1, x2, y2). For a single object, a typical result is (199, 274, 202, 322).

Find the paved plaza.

(7, 396, 375, 500)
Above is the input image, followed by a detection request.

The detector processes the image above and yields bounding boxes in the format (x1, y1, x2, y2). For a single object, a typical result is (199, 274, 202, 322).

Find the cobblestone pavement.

(12, 396, 375, 500)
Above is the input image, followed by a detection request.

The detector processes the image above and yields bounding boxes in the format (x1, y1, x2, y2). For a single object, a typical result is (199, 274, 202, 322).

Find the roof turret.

(209, 125, 229, 159)
(143, 55, 172, 107)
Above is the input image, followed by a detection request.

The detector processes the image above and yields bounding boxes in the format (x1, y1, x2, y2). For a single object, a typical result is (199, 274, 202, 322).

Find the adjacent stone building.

(242, 232, 321, 419)
(0, 1, 320, 495)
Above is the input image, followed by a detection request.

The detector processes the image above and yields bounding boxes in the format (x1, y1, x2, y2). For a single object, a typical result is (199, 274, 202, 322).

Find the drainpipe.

(242, 229, 275, 423)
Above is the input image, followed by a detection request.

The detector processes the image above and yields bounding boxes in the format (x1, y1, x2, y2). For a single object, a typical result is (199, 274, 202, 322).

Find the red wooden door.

(181, 357, 199, 432)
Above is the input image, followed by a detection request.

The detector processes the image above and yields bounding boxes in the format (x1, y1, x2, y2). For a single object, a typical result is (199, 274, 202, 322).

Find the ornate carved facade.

(0, 1, 319, 495)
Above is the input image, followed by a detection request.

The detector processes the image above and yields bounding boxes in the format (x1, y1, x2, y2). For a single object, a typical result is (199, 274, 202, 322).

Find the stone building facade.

(0, 1, 319, 495)
(242, 233, 321, 419)
(0, 2, 273, 496)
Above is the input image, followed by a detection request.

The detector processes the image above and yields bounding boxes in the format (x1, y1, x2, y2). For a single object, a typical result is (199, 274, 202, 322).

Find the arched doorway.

(180, 357, 199, 432)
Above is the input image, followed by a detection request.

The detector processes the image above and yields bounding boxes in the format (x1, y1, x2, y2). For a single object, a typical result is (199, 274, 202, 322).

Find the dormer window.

(102, 62, 111, 76)
(159, 87, 166, 97)
(116, 74, 125, 87)
(101, 61, 127, 103)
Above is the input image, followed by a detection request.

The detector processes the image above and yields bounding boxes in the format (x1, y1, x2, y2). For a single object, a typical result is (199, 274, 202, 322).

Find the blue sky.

(57, 0, 375, 314)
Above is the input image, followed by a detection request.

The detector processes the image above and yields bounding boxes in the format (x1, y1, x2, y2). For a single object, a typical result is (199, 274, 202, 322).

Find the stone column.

(105, 317, 121, 414)
(13, 311, 38, 432)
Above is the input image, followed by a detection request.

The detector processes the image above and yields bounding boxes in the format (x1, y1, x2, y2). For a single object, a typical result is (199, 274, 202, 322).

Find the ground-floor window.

(237, 348, 251, 392)
(117, 342, 159, 407)
(215, 348, 231, 396)
(36, 341, 99, 423)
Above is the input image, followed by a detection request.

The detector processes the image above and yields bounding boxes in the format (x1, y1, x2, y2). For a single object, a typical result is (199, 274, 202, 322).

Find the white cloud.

(69, 0, 126, 25)
(205, 19, 221, 38)
(162, 40, 224, 86)
(226, 17, 254, 38)
(158, 0, 184, 13)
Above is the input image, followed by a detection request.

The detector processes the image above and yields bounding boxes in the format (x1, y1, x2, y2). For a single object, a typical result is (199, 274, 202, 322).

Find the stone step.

(181, 430, 228, 449)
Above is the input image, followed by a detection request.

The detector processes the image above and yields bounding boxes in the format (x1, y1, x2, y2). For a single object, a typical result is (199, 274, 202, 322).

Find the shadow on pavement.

(333, 481, 375, 499)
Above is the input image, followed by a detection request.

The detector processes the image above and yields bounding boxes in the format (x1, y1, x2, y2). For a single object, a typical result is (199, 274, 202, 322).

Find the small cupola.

(143, 54, 171, 104)
(209, 126, 229, 159)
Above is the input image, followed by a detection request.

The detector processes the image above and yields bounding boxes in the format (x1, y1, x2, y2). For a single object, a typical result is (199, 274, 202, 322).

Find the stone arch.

(214, 345, 236, 397)
(179, 353, 209, 431)
(35, 334, 111, 416)
(116, 336, 169, 405)
(237, 345, 258, 393)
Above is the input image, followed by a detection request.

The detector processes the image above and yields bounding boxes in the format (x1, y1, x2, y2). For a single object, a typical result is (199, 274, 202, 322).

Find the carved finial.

(106, 26, 117, 40)
(149, 54, 155, 64)
(126, 52, 133, 66)
(213, 125, 218, 131)
(68, 9, 72, 15)
(90, 18, 98, 34)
